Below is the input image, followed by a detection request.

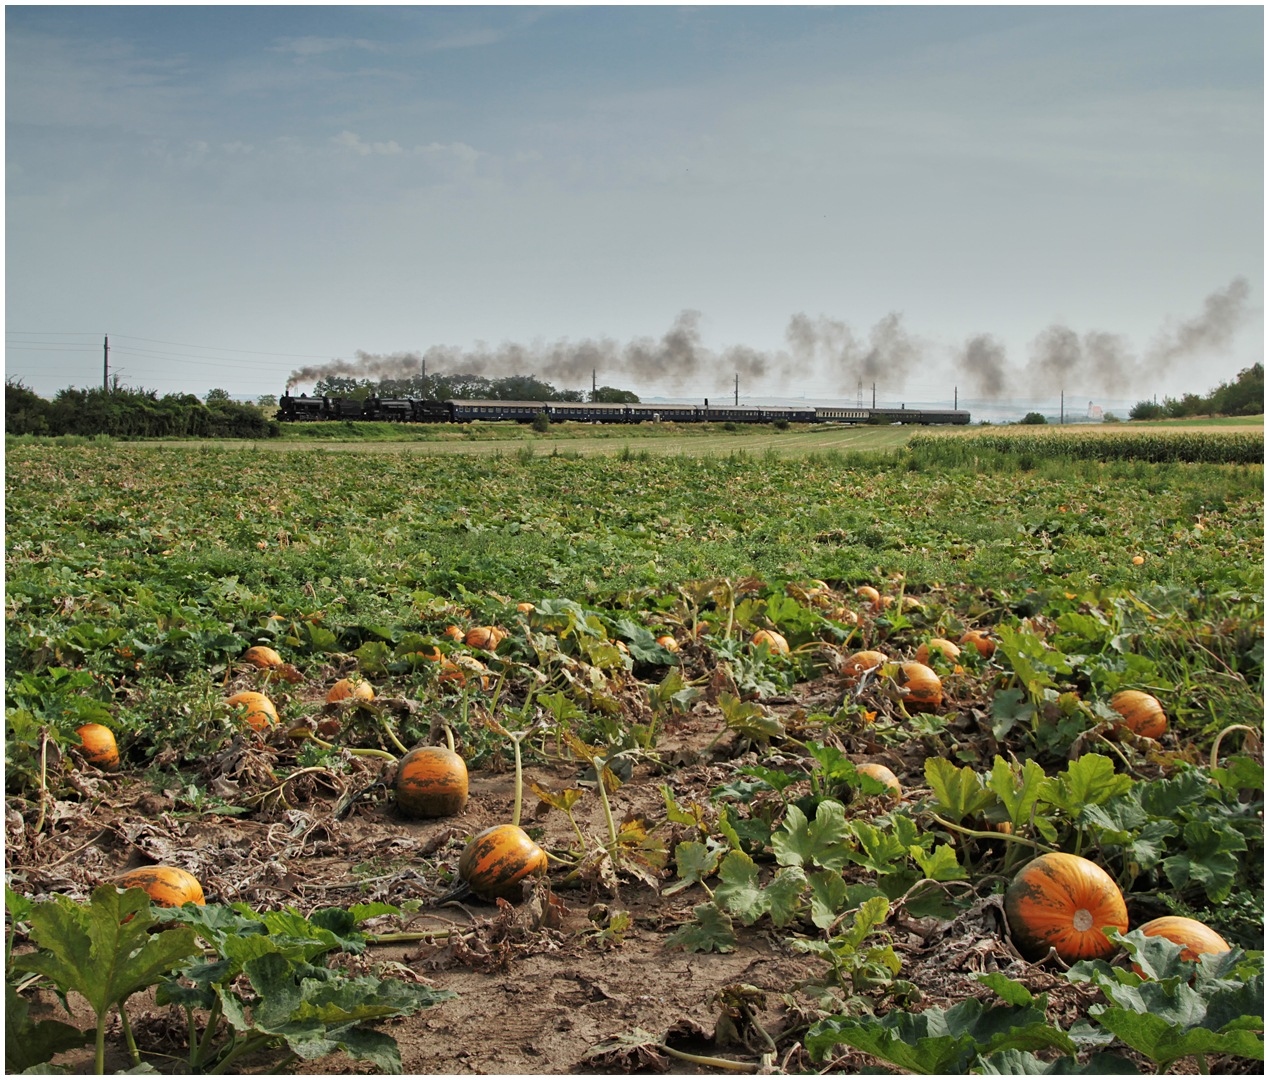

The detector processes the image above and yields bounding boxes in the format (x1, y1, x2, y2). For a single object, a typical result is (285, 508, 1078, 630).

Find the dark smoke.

(955, 334, 1012, 398)
(955, 278, 1251, 400)
(286, 280, 1252, 400)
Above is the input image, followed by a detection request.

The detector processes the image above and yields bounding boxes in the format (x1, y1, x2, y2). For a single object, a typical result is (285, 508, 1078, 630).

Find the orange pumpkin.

(327, 678, 374, 705)
(752, 629, 790, 655)
(456, 824, 549, 901)
(656, 635, 680, 653)
(114, 866, 206, 907)
(843, 650, 888, 684)
(959, 629, 996, 659)
(516, 602, 535, 613)
(242, 645, 284, 670)
(1109, 690, 1167, 740)
(225, 691, 278, 731)
(395, 746, 469, 818)
(443, 625, 465, 641)
(1136, 916, 1230, 964)
(465, 626, 506, 650)
(439, 655, 490, 688)
(914, 638, 962, 667)
(856, 585, 881, 607)
(75, 724, 119, 771)
(855, 762, 901, 803)
(897, 662, 943, 713)
(1004, 853, 1128, 962)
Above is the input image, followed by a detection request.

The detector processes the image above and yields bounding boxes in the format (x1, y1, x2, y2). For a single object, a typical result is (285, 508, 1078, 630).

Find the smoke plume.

(286, 279, 1253, 401)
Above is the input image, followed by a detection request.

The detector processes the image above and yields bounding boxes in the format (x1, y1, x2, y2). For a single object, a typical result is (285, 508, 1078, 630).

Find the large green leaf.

(925, 758, 996, 823)
(5, 983, 92, 1073)
(11, 885, 200, 1025)
(772, 800, 852, 871)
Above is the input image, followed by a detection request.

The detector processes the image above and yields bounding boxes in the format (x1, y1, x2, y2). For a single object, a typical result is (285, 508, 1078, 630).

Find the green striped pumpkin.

(395, 746, 469, 818)
(456, 824, 548, 901)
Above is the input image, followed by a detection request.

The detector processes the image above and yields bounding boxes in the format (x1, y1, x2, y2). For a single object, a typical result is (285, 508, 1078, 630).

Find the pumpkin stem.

(378, 713, 410, 757)
(33, 727, 49, 837)
(117, 997, 141, 1067)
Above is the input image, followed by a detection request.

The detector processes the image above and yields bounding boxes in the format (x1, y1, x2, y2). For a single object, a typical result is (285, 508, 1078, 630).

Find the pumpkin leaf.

(988, 756, 1046, 830)
(845, 818, 909, 875)
(912, 843, 964, 882)
(772, 800, 852, 871)
(714, 850, 766, 924)
(1159, 821, 1247, 902)
(807, 869, 849, 929)
(5, 983, 92, 1073)
(764, 866, 809, 928)
(664, 841, 721, 896)
(10, 884, 201, 1030)
(1038, 754, 1132, 819)
(925, 757, 996, 823)
(979, 1048, 1141, 1074)
(665, 903, 737, 953)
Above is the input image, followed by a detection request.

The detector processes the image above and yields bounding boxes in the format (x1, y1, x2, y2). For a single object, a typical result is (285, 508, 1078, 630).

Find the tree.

(531, 410, 551, 433)
(590, 386, 641, 404)
(1020, 412, 1047, 425)
(1129, 400, 1165, 421)
(256, 394, 277, 409)
(205, 388, 231, 402)
(1102, 412, 1121, 423)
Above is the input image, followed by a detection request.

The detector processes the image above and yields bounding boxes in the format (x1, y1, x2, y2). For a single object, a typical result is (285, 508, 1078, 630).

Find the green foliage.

(1021, 412, 1048, 425)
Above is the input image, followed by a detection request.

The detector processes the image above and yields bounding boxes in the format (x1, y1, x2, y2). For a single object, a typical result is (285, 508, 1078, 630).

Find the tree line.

(310, 373, 640, 404)
(1129, 363, 1263, 420)
(5, 381, 278, 439)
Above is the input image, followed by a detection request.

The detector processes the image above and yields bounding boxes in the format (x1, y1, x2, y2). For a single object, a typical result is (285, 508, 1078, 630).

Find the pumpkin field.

(4, 428, 1264, 1074)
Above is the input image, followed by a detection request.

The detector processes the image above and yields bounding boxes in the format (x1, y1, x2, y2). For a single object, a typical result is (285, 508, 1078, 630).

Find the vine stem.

(33, 728, 49, 836)
(928, 813, 1057, 856)
(118, 999, 140, 1067)
(295, 730, 396, 762)
(378, 713, 410, 756)
(1210, 724, 1260, 769)
(656, 1043, 760, 1072)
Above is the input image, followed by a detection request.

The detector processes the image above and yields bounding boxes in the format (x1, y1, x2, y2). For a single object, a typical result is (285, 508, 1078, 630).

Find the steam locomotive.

(278, 392, 970, 426)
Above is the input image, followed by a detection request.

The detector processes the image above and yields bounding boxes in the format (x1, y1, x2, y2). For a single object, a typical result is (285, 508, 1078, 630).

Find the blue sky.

(6, 5, 1262, 409)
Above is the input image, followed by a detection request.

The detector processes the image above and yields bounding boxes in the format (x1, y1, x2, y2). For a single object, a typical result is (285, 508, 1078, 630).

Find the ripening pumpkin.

(443, 625, 465, 641)
(897, 662, 943, 713)
(395, 746, 469, 818)
(456, 824, 549, 901)
(752, 629, 790, 655)
(114, 866, 206, 907)
(1109, 690, 1167, 740)
(76, 724, 119, 772)
(465, 626, 506, 650)
(1004, 853, 1128, 962)
(439, 655, 490, 688)
(855, 762, 901, 804)
(914, 638, 962, 667)
(327, 678, 374, 705)
(842, 649, 888, 684)
(959, 629, 996, 659)
(516, 602, 535, 613)
(656, 635, 680, 653)
(856, 585, 881, 607)
(1135, 916, 1230, 964)
(226, 691, 278, 731)
(242, 645, 284, 670)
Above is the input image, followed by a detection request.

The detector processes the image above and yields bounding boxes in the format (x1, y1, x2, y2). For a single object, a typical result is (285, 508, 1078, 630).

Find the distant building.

(1087, 401, 1103, 420)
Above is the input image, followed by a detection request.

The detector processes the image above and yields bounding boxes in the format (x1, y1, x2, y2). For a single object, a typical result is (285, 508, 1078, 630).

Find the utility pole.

(103, 335, 109, 391)
(872, 383, 876, 409)
(593, 368, 597, 401)
(1061, 390, 1064, 426)
(954, 386, 958, 410)
(857, 377, 863, 407)
(734, 373, 738, 406)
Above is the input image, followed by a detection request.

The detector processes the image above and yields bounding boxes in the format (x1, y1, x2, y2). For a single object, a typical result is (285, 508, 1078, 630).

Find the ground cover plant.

(5, 433, 1263, 1073)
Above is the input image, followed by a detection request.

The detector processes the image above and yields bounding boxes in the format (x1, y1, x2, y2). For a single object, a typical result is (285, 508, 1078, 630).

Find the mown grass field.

(4, 427, 1264, 1074)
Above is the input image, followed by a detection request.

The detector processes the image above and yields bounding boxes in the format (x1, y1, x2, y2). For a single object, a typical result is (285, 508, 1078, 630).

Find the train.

(277, 392, 971, 426)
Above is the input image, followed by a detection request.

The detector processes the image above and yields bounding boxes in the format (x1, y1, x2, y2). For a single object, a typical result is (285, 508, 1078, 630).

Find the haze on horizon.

(6, 6, 1263, 410)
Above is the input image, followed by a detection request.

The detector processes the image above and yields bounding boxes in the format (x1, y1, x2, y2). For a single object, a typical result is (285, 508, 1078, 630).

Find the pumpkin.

(842, 650, 888, 684)
(443, 625, 465, 641)
(114, 866, 205, 907)
(656, 635, 680, 653)
(752, 629, 790, 655)
(959, 629, 996, 659)
(1135, 916, 1230, 964)
(914, 638, 962, 667)
(76, 723, 119, 771)
(855, 762, 901, 803)
(1004, 853, 1128, 962)
(439, 655, 490, 688)
(225, 691, 278, 731)
(516, 602, 535, 613)
(242, 645, 284, 670)
(1109, 690, 1167, 740)
(327, 678, 374, 705)
(456, 824, 549, 901)
(856, 585, 881, 607)
(395, 746, 469, 818)
(465, 626, 505, 650)
(897, 662, 943, 712)
(1131, 555, 1145, 566)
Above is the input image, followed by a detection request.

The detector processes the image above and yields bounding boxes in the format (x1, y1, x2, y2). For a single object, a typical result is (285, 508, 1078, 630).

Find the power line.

(5, 331, 335, 360)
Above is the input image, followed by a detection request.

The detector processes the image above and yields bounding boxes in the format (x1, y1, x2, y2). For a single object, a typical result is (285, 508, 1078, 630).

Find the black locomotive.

(277, 392, 970, 426)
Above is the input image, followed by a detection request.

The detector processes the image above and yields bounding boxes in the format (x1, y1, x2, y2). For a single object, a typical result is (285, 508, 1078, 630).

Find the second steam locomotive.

(278, 393, 970, 426)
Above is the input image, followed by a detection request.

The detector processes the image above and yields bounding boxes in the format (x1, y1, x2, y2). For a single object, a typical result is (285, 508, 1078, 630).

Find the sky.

(6, 5, 1263, 412)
